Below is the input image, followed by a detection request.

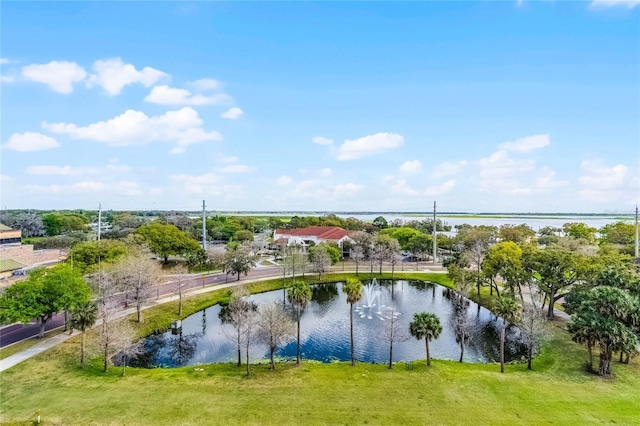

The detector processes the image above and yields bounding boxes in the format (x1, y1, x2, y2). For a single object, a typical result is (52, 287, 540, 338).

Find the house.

(272, 226, 354, 257)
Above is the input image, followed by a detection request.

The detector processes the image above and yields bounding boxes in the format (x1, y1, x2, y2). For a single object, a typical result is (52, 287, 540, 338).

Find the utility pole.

(202, 200, 207, 251)
(635, 205, 638, 258)
(97, 202, 102, 241)
(432, 201, 437, 264)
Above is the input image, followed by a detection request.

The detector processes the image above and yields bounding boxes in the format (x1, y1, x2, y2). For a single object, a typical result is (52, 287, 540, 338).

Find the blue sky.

(1, 1, 638, 213)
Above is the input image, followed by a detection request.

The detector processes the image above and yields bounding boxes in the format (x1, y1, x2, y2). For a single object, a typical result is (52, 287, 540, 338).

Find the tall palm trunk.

(426, 339, 431, 366)
(270, 342, 275, 370)
(236, 328, 241, 367)
(296, 309, 301, 365)
(246, 340, 250, 376)
(81, 331, 86, 368)
(388, 339, 393, 369)
(350, 303, 355, 366)
(500, 324, 506, 373)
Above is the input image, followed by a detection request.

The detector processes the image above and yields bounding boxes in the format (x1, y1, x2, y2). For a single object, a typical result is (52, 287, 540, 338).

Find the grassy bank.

(1, 272, 638, 425)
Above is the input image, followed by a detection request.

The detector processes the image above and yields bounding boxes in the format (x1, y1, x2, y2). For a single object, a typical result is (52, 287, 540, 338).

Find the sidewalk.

(0, 268, 443, 372)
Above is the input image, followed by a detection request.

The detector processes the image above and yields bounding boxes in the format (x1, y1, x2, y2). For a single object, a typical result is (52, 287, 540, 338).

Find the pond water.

(131, 280, 528, 368)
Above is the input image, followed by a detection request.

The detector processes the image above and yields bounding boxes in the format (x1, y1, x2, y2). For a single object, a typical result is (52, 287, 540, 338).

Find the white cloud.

(498, 134, 549, 153)
(277, 176, 293, 186)
(334, 132, 404, 161)
(312, 136, 334, 145)
(578, 160, 629, 202)
(3, 132, 60, 152)
(590, 0, 640, 8)
(26, 180, 142, 196)
(221, 107, 244, 119)
(145, 85, 228, 106)
(171, 173, 222, 194)
(43, 107, 222, 154)
(218, 164, 254, 173)
(0, 58, 9, 64)
(434, 160, 468, 177)
(87, 58, 167, 95)
(1, 75, 14, 83)
(25, 164, 131, 176)
(21, 61, 87, 93)
(216, 154, 238, 164)
(332, 183, 365, 197)
(319, 168, 333, 177)
(187, 78, 222, 91)
(425, 180, 456, 196)
(478, 149, 569, 196)
(399, 160, 422, 174)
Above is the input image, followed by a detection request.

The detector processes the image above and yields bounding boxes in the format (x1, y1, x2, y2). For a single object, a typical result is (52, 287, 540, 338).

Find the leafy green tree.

(493, 296, 520, 373)
(599, 221, 636, 246)
(69, 240, 129, 273)
(483, 241, 523, 299)
(234, 229, 254, 243)
(533, 248, 582, 319)
(70, 301, 98, 367)
(563, 222, 597, 241)
(380, 227, 423, 250)
(223, 242, 257, 281)
(137, 221, 202, 264)
(407, 234, 432, 269)
(42, 213, 63, 236)
(0, 265, 91, 337)
(498, 224, 536, 244)
(342, 277, 363, 366)
(409, 312, 442, 366)
(287, 280, 312, 365)
(372, 216, 388, 230)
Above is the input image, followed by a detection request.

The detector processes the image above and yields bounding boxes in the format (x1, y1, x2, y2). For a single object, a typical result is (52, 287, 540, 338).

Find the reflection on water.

(132, 280, 528, 368)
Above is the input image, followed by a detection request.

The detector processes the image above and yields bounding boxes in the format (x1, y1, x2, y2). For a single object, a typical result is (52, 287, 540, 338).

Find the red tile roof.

(274, 226, 351, 241)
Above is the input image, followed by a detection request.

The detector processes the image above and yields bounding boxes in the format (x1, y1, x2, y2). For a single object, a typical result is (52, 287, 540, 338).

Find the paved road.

(0, 265, 283, 348)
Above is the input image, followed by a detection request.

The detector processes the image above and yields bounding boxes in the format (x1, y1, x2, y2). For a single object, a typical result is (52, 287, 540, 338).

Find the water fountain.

(354, 279, 399, 320)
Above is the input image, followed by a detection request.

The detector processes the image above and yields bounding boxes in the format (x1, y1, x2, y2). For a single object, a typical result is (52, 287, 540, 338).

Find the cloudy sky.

(1, 1, 638, 213)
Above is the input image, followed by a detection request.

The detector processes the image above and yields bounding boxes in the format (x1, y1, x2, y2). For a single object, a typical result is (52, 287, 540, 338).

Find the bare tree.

(378, 305, 409, 369)
(388, 238, 401, 280)
(256, 302, 295, 370)
(110, 320, 144, 377)
(220, 288, 257, 369)
(519, 304, 549, 370)
(113, 255, 161, 323)
(467, 240, 487, 300)
(309, 244, 331, 279)
(95, 270, 119, 373)
(171, 265, 191, 316)
(351, 245, 365, 275)
(351, 231, 373, 276)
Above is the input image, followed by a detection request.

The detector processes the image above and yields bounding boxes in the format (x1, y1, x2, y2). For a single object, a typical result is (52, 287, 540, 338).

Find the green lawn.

(1, 273, 638, 425)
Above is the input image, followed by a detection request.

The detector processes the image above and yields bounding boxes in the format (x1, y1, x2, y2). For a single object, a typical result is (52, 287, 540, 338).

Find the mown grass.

(1, 272, 638, 425)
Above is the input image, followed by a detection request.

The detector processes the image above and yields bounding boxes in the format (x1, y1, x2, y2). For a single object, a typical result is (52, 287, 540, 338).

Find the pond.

(131, 280, 528, 368)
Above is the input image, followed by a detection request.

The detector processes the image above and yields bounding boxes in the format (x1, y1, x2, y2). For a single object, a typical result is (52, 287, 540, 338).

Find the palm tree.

(567, 312, 598, 372)
(70, 301, 98, 368)
(342, 277, 363, 366)
(287, 280, 312, 365)
(409, 312, 442, 366)
(493, 296, 520, 373)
